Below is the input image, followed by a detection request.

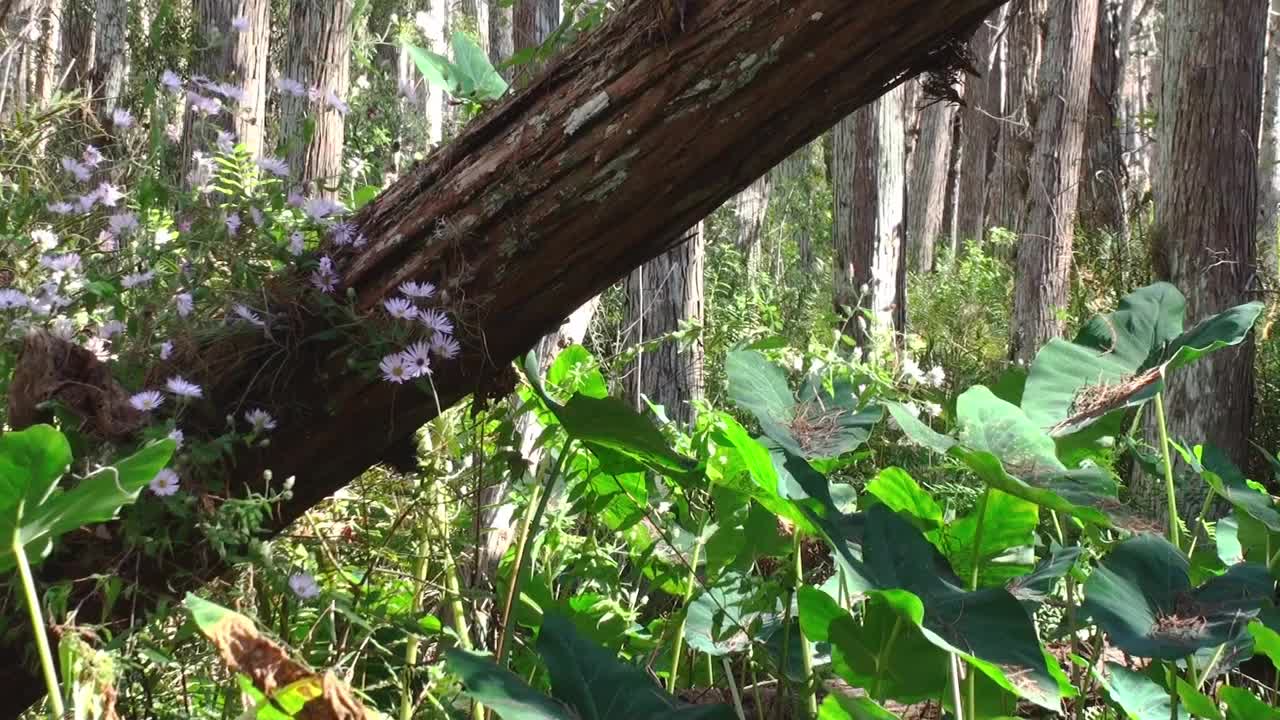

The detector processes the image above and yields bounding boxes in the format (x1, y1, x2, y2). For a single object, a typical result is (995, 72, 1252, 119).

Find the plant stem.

(949, 654, 966, 720)
(399, 526, 432, 720)
(1154, 392, 1181, 550)
(495, 438, 571, 667)
(964, 487, 990, 720)
(668, 526, 707, 693)
(873, 616, 903, 700)
(723, 657, 748, 720)
(1194, 642, 1228, 691)
(14, 527, 65, 720)
(794, 533, 818, 720)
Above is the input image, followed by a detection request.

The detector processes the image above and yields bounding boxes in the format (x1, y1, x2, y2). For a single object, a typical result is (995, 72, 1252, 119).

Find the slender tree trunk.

(995, 0, 1046, 235)
(61, 0, 94, 97)
(90, 0, 127, 116)
(418, 0, 447, 148)
(1010, 0, 1099, 364)
(187, 0, 271, 157)
(833, 86, 907, 347)
(955, 9, 1003, 249)
(460, 0, 490, 55)
(1258, 0, 1280, 286)
(1142, 0, 1266, 515)
(489, 0, 514, 82)
(513, 0, 559, 84)
(907, 97, 956, 272)
(0, 0, 1010, 711)
(623, 226, 706, 425)
(280, 0, 353, 195)
(733, 174, 772, 283)
(1078, 0, 1127, 236)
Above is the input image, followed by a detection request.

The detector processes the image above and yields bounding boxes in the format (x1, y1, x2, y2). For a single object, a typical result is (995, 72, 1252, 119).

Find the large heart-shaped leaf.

(446, 650, 570, 720)
(1082, 535, 1271, 659)
(0, 425, 174, 570)
(1022, 282, 1263, 436)
(683, 571, 762, 656)
(1098, 663, 1189, 720)
(450, 31, 508, 100)
(1222, 687, 1280, 720)
(931, 489, 1038, 588)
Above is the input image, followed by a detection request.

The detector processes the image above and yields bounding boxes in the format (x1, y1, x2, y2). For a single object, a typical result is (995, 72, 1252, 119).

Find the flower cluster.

(378, 280, 460, 384)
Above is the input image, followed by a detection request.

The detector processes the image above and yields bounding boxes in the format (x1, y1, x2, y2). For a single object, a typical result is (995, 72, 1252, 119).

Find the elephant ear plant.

(0, 424, 174, 720)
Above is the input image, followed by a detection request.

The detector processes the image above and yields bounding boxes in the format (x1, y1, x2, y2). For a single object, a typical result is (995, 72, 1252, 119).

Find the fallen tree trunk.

(0, 0, 1005, 714)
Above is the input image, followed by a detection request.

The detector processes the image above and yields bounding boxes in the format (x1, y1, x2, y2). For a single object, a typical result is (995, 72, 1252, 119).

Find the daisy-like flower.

(77, 192, 99, 213)
(318, 256, 335, 275)
(0, 289, 29, 310)
(232, 304, 265, 327)
(288, 231, 305, 256)
(257, 156, 289, 177)
(96, 182, 125, 207)
(419, 308, 453, 335)
(399, 281, 436, 299)
(40, 252, 81, 275)
(47, 201, 74, 215)
(244, 408, 277, 433)
(225, 213, 241, 236)
(121, 270, 156, 289)
(111, 108, 134, 129)
(161, 69, 183, 93)
(108, 212, 138, 235)
(186, 91, 222, 116)
(31, 228, 57, 251)
(154, 227, 175, 246)
(216, 130, 236, 153)
(61, 156, 91, 182)
(276, 77, 307, 97)
(383, 297, 418, 320)
(166, 376, 203, 399)
(219, 85, 246, 105)
(926, 365, 945, 388)
(97, 320, 126, 338)
(83, 336, 114, 362)
(175, 293, 194, 317)
(287, 191, 306, 208)
(160, 341, 174, 360)
(379, 353, 411, 384)
(149, 468, 180, 496)
(288, 572, 320, 599)
(430, 331, 461, 360)
(330, 221, 356, 245)
(310, 270, 337, 293)
(324, 90, 350, 116)
(923, 401, 943, 418)
(250, 207, 264, 227)
(82, 144, 104, 168)
(304, 197, 345, 222)
(130, 390, 165, 412)
(230, 15, 249, 31)
(50, 317, 76, 340)
(402, 341, 432, 377)
(168, 428, 184, 448)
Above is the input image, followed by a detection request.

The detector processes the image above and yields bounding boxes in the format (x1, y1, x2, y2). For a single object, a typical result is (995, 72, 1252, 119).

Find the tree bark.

(280, 0, 353, 195)
(733, 174, 772, 282)
(955, 9, 1003, 248)
(1010, 0, 1099, 364)
(187, 0, 271, 158)
(994, 0, 1046, 235)
(90, 0, 127, 116)
(907, 97, 956, 271)
(1141, 0, 1266, 515)
(513, 0, 560, 84)
(1258, 0, 1280, 286)
(624, 226, 706, 425)
(1078, 0, 1127, 236)
(61, 0, 94, 97)
(489, 0, 515, 82)
(460, 0, 490, 56)
(0, 0, 1006, 713)
(833, 86, 907, 347)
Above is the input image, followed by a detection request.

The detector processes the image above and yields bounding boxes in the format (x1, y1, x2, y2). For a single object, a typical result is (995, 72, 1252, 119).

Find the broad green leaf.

(404, 42, 460, 95)
(446, 649, 569, 720)
(797, 585, 844, 644)
(546, 345, 608, 399)
(1198, 445, 1280, 533)
(537, 614, 736, 720)
(884, 402, 955, 455)
(1082, 535, 1271, 659)
(1248, 613, 1280, 674)
(1175, 678, 1222, 720)
(1222, 687, 1280, 720)
(684, 572, 760, 656)
(451, 31, 509, 100)
(1006, 546, 1083, 607)
(726, 350, 794, 448)
(710, 416, 814, 533)
(0, 427, 174, 570)
(818, 695, 900, 720)
(932, 489, 1038, 588)
(863, 467, 943, 531)
(1099, 663, 1188, 720)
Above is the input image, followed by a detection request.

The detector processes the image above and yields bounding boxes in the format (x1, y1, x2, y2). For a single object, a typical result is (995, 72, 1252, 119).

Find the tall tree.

(733, 175, 771, 282)
(955, 9, 1003, 248)
(1258, 0, 1280, 285)
(1144, 0, 1267, 512)
(994, 0, 1046, 234)
(91, 0, 128, 116)
(1010, 0, 1099, 363)
(489, 0, 515, 82)
(1078, 0, 1127, 236)
(61, 0, 94, 98)
(833, 87, 907, 347)
(0, 0, 1010, 710)
(188, 0, 271, 157)
(513, 0, 560, 83)
(280, 0, 354, 195)
(907, 95, 956, 271)
(623, 226, 706, 425)
(460, 0, 490, 55)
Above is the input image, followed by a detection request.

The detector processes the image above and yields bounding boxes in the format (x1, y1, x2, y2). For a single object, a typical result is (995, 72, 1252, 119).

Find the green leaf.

(683, 572, 759, 656)
(1247, 613, 1280, 674)
(445, 649, 569, 720)
(1175, 677, 1222, 720)
(1082, 535, 1271, 659)
(863, 467, 943, 531)
(352, 184, 380, 210)
(546, 345, 608, 399)
(710, 416, 814, 533)
(1198, 445, 1280, 533)
(552, 394, 695, 475)
(1099, 663, 1188, 720)
(1222, 687, 1280, 720)
(0, 426, 174, 570)
(932, 489, 1037, 588)
(451, 30, 509, 100)
(404, 42, 460, 95)
(1006, 546, 1083, 607)
(818, 695, 900, 720)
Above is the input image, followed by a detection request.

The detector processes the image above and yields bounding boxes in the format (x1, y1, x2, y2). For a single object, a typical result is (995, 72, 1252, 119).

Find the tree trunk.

(624, 226, 706, 425)
(61, 0, 94, 97)
(417, 0, 448, 149)
(955, 9, 1003, 249)
(907, 97, 956, 271)
(1142, 0, 1266, 515)
(187, 0, 271, 158)
(489, 0, 515, 82)
(460, 0, 490, 56)
(833, 86, 907, 347)
(733, 174, 772, 283)
(994, 0, 1046, 235)
(1077, 0, 1127, 236)
(1010, 0, 1099, 364)
(90, 0, 127, 116)
(1258, 0, 1280, 286)
(512, 0, 560, 85)
(0, 0, 1007, 712)
(280, 0, 353, 195)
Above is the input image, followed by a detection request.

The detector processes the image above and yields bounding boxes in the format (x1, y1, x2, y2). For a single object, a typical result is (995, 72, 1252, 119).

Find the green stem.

(1154, 392, 1181, 550)
(496, 438, 572, 667)
(873, 617, 903, 700)
(723, 657, 747, 720)
(949, 654, 966, 720)
(965, 488, 990, 720)
(668, 526, 707, 693)
(14, 524, 64, 720)
(794, 533, 818, 720)
(400, 527, 432, 720)
(1194, 642, 1228, 691)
